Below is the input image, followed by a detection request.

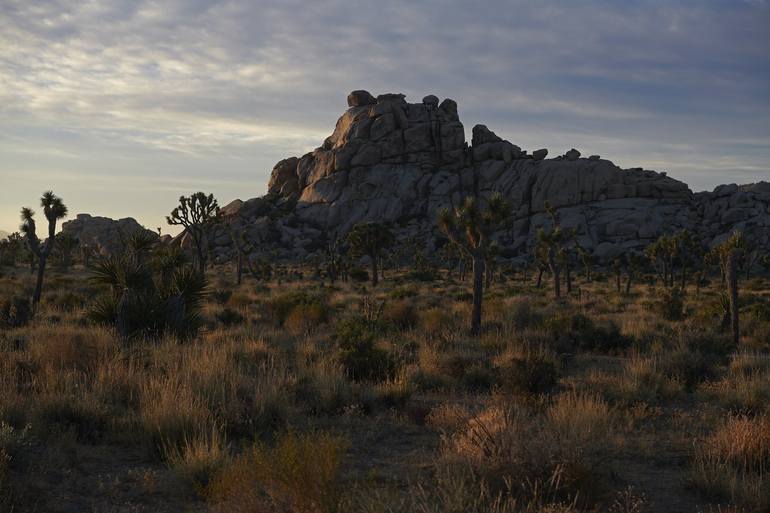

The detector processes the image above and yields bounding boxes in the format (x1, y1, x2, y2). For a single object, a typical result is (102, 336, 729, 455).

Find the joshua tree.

(167, 192, 219, 273)
(20, 191, 68, 307)
(711, 232, 745, 346)
(624, 252, 645, 294)
(346, 222, 394, 287)
(438, 193, 510, 335)
(576, 244, 595, 283)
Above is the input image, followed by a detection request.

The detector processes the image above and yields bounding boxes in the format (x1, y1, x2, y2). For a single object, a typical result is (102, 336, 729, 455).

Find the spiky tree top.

(347, 222, 394, 258)
(20, 191, 68, 258)
(166, 192, 219, 234)
(437, 193, 509, 255)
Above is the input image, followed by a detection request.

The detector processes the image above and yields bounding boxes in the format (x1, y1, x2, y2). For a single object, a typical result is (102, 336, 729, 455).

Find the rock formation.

(208, 90, 769, 265)
(61, 214, 157, 255)
(61, 91, 770, 266)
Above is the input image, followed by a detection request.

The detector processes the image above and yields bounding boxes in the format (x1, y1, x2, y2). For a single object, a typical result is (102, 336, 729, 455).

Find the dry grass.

(1, 266, 770, 512)
(691, 414, 770, 511)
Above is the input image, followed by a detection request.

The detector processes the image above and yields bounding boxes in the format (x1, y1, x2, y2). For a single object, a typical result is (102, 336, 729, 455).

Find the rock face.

(210, 90, 770, 264)
(61, 214, 157, 255)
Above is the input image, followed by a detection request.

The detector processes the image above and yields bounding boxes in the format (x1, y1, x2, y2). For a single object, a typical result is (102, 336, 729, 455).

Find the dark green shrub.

(499, 355, 559, 395)
(265, 291, 327, 327)
(211, 289, 233, 305)
(333, 317, 396, 382)
(0, 296, 32, 328)
(544, 313, 631, 353)
(349, 267, 369, 283)
(651, 287, 686, 321)
(382, 301, 418, 329)
(216, 307, 245, 327)
(388, 286, 418, 300)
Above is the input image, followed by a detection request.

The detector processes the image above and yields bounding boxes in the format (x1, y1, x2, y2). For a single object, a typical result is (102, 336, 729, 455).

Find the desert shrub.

(388, 285, 418, 299)
(690, 414, 770, 511)
(418, 307, 453, 335)
(207, 431, 348, 513)
(407, 269, 437, 282)
(367, 376, 413, 411)
(650, 287, 685, 321)
(616, 355, 682, 404)
(508, 298, 543, 331)
(32, 395, 109, 442)
(544, 313, 631, 353)
(381, 300, 418, 330)
(333, 317, 396, 382)
(498, 353, 559, 396)
(444, 393, 615, 506)
(44, 290, 87, 311)
(349, 267, 369, 282)
(700, 355, 770, 413)
(265, 291, 327, 327)
(215, 307, 245, 327)
(0, 296, 31, 328)
(658, 342, 719, 391)
(285, 301, 329, 334)
(211, 289, 233, 305)
(166, 426, 229, 494)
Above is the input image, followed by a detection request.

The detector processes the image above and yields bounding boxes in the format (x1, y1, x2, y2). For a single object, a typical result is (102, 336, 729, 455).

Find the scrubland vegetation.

(0, 189, 767, 512)
(1, 252, 769, 513)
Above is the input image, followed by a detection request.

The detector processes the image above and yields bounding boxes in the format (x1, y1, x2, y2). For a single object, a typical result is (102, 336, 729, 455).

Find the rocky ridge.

(215, 91, 770, 264)
(64, 91, 770, 265)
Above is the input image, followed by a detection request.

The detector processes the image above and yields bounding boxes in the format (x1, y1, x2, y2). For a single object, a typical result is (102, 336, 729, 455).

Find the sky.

(1, 0, 769, 235)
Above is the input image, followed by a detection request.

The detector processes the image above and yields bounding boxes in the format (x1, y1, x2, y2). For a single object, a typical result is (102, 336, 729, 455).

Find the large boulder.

(216, 91, 770, 265)
(61, 214, 156, 255)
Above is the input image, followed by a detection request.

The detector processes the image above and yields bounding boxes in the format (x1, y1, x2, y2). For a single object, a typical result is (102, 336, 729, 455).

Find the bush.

(265, 291, 327, 327)
(499, 354, 559, 395)
(211, 289, 233, 305)
(381, 301, 418, 330)
(650, 287, 685, 321)
(544, 313, 631, 353)
(0, 296, 31, 328)
(215, 307, 245, 327)
(690, 414, 770, 511)
(333, 317, 396, 382)
(207, 431, 348, 513)
(349, 267, 369, 282)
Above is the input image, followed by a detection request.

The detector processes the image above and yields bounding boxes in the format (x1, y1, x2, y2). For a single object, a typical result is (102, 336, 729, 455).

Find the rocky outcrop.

(61, 214, 157, 255)
(207, 90, 770, 265)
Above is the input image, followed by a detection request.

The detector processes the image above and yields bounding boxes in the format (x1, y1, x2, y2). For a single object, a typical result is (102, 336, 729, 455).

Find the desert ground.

(1, 253, 768, 513)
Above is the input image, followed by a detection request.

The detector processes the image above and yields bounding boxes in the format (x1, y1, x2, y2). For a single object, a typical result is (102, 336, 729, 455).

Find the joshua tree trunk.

(32, 256, 47, 306)
(681, 264, 687, 291)
(625, 273, 633, 294)
(547, 251, 560, 299)
(236, 250, 243, 285)
(536, 268, 544, 288)
(471, 252, 485, 335)
(727, 252, 739, 346)
(370, 252, 379, 287)
(565, 263, 572, 294)
(616, 267, 621, 293)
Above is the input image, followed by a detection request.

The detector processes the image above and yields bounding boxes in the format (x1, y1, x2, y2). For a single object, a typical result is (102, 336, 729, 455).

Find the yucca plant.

(89, 231, 208, 340)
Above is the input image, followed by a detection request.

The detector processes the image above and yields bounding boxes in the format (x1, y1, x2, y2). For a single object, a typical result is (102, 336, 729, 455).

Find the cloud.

(0, 0, 769, 232)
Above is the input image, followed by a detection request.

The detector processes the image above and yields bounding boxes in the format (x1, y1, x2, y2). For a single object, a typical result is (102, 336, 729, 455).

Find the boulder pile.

(65, 90, 770, 265)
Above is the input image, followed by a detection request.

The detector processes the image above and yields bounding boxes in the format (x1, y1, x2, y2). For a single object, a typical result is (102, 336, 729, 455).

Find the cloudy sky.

(1, 0, 769, 234)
